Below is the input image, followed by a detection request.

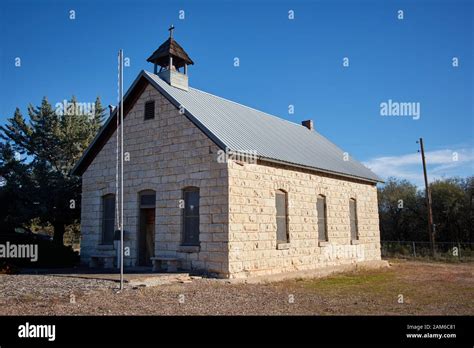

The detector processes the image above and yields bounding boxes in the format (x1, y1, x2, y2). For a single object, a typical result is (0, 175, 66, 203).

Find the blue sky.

(0, 0, 472, 186)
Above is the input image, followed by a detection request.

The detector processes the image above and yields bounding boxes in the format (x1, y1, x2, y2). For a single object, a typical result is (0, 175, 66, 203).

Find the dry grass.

(285, 260, 473, 315)
(0, 260, 472, 315)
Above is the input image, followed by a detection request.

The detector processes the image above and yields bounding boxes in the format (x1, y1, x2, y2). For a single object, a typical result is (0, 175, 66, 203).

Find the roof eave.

(257, 156, 382, 185)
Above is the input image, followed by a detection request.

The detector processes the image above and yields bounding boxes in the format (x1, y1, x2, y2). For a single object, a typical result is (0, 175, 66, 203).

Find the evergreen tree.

(0, 141, 36, 232)
(0, 96, 104, 243)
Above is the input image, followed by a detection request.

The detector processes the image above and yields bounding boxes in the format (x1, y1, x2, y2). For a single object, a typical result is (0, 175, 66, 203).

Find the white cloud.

(363, 147, 474, 186)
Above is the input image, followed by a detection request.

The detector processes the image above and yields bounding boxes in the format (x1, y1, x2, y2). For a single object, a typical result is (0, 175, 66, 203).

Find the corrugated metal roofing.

(144, 71, 381, 183)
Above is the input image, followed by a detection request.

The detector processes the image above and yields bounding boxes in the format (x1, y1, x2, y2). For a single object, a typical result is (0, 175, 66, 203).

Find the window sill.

(277, 243, 291, 250)
(318, 241, 330, 247)
(178, 245, 200, 253)
(351, 239, 360, 245)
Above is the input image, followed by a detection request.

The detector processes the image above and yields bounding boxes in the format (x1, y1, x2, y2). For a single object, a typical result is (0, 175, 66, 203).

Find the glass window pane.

(350, 220, 357, 240)
(318, 222, 326, 241)
(184, 217, 199, 245)
(140, 193, 155, 207)
(317, 198, 325, 217)
(275, 192, 286, 217)
(102, 195, 115, 244)
(105, 197, 114, 215)
(349, 199, 358, 240)
(276, 217, 287, 242)
(275, 191, 288, 243)
(349, 200, 355, 217)
(185, 191, 199, 216)
(183, 188, 200, 246)
(317, 196, 327, 241)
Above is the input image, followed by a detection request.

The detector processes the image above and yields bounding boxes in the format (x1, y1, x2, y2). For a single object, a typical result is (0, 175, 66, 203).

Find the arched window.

(101, 194, 115, 245)
(317, 195, 328, 242)
(182, 187, 200, 246)
(349, 198, 358, 241)
(275, 189, 289, 244)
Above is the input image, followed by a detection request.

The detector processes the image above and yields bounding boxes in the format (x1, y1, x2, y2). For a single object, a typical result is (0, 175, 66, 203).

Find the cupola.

(146, 25, 194, 91)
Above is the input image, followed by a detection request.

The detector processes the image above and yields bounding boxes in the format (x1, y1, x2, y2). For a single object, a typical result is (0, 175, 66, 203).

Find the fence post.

(458, 243, 461, 259)
(412, 241, 416, 258)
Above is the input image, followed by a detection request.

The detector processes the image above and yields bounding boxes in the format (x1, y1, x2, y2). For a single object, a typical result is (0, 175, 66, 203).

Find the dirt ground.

(0, 260, 472, 315)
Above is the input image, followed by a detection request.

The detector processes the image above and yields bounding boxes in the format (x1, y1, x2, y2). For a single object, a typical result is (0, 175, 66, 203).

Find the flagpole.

(119, 49, 124, 291)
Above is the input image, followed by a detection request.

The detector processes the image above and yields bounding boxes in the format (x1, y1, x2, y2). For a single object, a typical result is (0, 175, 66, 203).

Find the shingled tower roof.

(146, 25, 194, 69)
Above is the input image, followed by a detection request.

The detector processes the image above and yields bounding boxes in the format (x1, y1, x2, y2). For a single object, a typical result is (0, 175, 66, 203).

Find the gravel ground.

(0, 260, 472, 315)
(0, 274, 117, 300)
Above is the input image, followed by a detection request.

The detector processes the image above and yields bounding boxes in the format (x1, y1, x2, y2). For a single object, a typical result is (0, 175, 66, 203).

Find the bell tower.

(147, 25, 194, 91)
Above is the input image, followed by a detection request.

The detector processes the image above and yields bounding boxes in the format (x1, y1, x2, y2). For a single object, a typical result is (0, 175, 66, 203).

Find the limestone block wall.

(227, 159, 381, 278)
(80, 83, 229, 276)
(79, 81, 382, 279)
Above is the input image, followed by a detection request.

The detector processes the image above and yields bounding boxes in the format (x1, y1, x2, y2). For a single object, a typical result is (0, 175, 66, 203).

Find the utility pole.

(418, 138, 435, 256)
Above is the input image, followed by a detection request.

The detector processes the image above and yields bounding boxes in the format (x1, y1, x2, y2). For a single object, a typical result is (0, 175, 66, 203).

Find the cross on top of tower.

(168, 24, 175, 39)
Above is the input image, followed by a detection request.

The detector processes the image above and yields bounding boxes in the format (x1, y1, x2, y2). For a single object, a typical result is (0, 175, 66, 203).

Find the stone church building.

(72, 29, 383, 279)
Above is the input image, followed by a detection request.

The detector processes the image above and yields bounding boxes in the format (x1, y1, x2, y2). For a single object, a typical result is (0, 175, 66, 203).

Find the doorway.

(138, 191, 156, 266)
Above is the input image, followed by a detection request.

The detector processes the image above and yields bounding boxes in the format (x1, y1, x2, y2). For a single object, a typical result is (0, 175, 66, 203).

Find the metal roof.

(72, 70, 381, 183)
(144, 71, 382, 183)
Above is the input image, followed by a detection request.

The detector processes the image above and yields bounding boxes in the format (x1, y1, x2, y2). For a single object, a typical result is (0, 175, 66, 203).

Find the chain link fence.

(381, 241, 474, 261)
